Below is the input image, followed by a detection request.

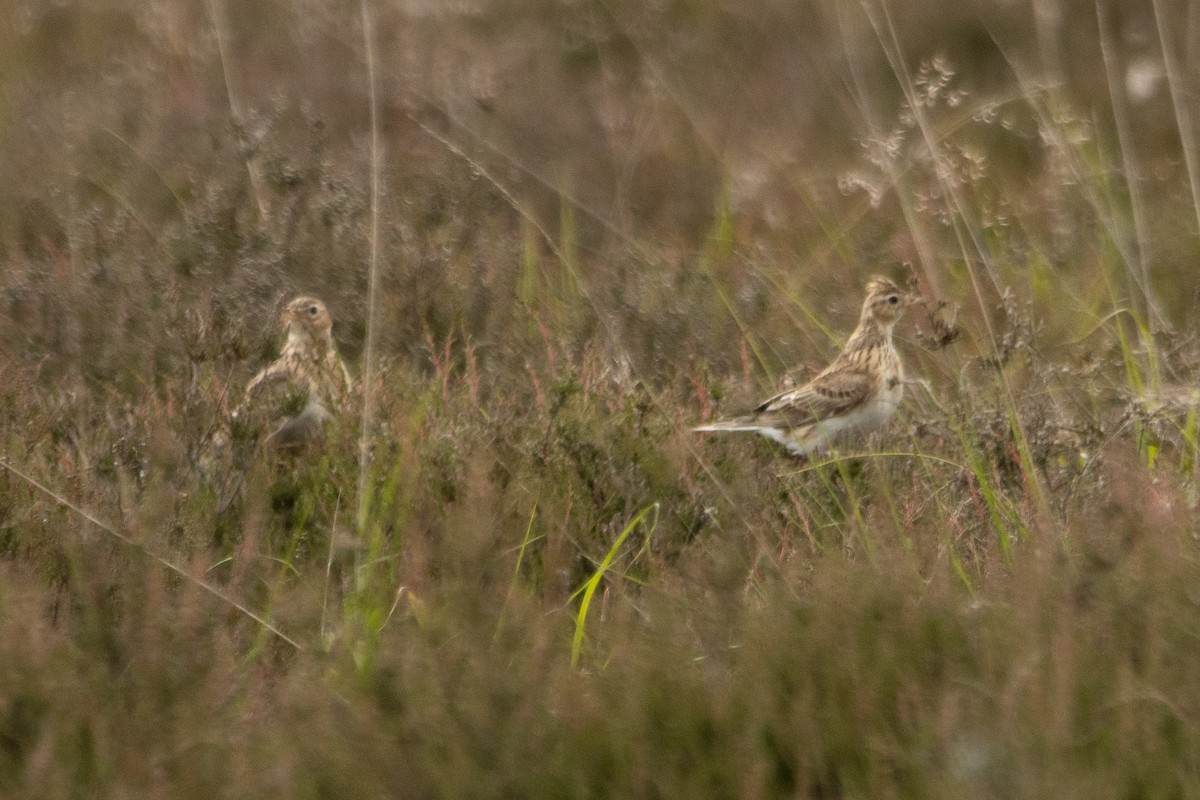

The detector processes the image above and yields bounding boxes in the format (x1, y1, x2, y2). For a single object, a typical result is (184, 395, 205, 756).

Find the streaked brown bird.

(693, 275, 918, 457)
(233, 295, 355, 450)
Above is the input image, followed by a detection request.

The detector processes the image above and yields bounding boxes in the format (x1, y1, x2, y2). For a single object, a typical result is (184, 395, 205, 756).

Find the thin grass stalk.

(101, 126, 187, 219)
(0, 457, 303, 650)
(495, 503, 540, 641)
(803, 465, 854, 550)
(998, 53, 1159, 342)
(783, 450, 969, 477)
(873, 451, 920, 554)
(519, 219, 541, 315)
(865, 1, 1004, 318)
(253, 2, 660, 273)
(695, 182, 789, 378)
(75, 175, 167, 256)
(1095, 0, 1165, 332)
(701, 267, 777, 386)
(944, 420, 1022, 563)
(260, 0, 651, 384)
(557, 183, 580, 310)
(320, 489, 342, 648)
(1030, 0, 1066, 90)
(203, 0, 268, 218)
(1151, 0, 1200, 238)
(1090, 164, 1163, 392)
(836, 3, 940, 294)
(346, 413, 420, 657)
(1181, 408, 1198, 474)
(762, 270, 842, 351)
(866, 1, 1055, 520)
(834, 458, 873, 560)
(948, 548, 974, 593)
(356, 0, 382, 537)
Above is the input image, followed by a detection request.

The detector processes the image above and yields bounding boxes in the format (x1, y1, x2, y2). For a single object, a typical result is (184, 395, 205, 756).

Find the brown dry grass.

(1, 0, 1199, 796)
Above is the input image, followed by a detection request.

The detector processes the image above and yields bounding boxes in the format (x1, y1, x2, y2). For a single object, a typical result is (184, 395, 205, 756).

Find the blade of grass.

(320, 489, 342, 648)
(571, 502, 658, 669)
(495, 502, 540, 641)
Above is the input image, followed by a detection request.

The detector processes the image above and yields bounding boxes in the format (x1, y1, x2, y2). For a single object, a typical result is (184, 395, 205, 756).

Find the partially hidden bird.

(233, 295, 355, 450)
(693, 275, 919, 457)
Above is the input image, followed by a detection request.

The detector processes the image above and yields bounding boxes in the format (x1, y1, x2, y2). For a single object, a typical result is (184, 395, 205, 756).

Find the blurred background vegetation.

(2, 0, 1200, 796)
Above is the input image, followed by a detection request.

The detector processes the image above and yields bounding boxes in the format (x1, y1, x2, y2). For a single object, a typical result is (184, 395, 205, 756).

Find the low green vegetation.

(0, 0, 1199, 796)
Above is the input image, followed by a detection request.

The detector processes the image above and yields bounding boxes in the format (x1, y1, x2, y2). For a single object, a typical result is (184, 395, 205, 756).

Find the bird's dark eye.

(308, 306, 319, 316)
(887, 295, 899, 305)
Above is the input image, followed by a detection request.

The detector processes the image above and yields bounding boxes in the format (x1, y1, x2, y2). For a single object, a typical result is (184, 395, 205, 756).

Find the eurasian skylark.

(233, 295, 355, 449)
(693, 275, 918, 457)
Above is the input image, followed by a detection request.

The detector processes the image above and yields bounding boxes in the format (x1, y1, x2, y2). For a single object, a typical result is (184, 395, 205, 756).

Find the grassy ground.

(2, 0, 1200, 796)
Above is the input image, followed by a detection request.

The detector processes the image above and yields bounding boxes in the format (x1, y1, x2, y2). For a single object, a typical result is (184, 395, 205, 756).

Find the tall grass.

(0, 0, 1199, 796)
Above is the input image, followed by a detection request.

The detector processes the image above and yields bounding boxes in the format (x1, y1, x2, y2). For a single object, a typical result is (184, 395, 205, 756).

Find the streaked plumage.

(693, 275, 917, 457)
(233, 296, 354, 449)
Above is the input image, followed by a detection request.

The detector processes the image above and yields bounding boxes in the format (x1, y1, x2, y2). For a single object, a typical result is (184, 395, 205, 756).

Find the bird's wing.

(233, 357, 311, 434)
(242, 358, 293, 402)
(752, 366, 875, 429)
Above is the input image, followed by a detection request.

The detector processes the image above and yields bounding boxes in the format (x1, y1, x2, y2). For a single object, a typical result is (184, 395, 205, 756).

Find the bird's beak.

(904, 293, 925, 307)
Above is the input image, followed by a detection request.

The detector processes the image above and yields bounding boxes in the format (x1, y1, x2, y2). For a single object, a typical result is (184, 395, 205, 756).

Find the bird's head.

(282, 296, 334, 342)
(861, 275, 918, 327)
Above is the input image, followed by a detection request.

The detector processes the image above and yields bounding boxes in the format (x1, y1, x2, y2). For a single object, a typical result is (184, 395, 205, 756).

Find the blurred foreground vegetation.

(2, 0, 1200, 796)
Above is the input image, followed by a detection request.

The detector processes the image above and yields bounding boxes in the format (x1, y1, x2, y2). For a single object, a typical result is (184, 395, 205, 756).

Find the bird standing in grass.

(233, 295, 355, 450)
(693, 275, 919, 457)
